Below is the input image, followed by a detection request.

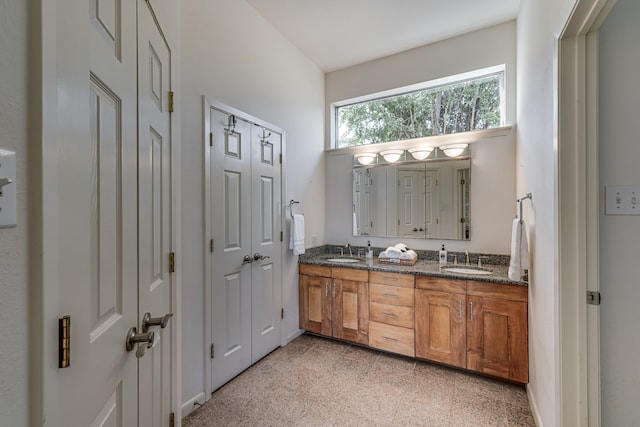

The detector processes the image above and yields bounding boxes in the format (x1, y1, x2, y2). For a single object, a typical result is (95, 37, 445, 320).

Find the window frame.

(331, 65, 507, 149)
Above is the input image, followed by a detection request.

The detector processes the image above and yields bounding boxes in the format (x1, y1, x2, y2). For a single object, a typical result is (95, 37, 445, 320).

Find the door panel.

(137, 1, 173, 424)
(211, 109, 253, 390)
(332, 279, 369, 345)
(57, 0, 137, 424)
(251, 127, 282, 362)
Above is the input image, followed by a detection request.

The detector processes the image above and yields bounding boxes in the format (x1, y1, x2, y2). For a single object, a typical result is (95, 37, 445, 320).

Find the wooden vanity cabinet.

(415, 276, 529, 383)
(368, 271, 415, 357)
(298, 264, 369, 345)
(415, 276, 467, 368)
(466, 281, 528, 383)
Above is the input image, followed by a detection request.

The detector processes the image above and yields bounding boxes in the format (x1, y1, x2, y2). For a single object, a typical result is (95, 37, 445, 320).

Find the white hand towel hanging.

(289, 214, 305, 255)
(508, 218, 530, 281)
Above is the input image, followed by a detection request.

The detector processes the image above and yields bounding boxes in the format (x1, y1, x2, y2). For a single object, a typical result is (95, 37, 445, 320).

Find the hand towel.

(394, 243, 409, 252)
(384, 246, 402, 259)
(508, 219, 530, 281)
(399, 250, 417, 260)
(353, 212, 358, 236)
(289, 214, 305, 255)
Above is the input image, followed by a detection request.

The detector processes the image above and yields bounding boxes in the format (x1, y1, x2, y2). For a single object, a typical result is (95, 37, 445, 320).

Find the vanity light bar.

(354, 144, 469, 166)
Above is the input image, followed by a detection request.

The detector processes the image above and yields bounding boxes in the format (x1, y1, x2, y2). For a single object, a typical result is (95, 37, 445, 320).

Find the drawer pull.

(382, 276, 398, 281)
(382, 313, 399, 319)
(382, 293, 399, 299)
(382, 336, 398, 343)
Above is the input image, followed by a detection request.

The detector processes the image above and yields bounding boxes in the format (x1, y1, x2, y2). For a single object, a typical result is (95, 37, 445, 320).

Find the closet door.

(250, 127, 283, 362)
(210, 108, 253, 390)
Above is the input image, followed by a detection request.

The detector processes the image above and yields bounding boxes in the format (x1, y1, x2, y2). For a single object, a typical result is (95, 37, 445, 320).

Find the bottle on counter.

(439, 244, 447, 266)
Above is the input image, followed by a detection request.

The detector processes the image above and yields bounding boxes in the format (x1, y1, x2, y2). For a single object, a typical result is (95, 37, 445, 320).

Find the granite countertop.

(299, 253, 527, 286)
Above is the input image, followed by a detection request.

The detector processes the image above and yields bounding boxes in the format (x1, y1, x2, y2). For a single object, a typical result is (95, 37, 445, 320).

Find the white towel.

(508, 219, 530, 281)
(289, 214, 305, 255)
(394, 243, 409, 252)
(353, 212, 358, 236)
(384, 246, 402, 259)
(399, 250, 417, 260)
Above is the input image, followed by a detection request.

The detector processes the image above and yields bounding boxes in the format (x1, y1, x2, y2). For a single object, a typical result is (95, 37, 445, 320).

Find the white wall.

(179, 0, 325, 410)
(324, 22, 517, 254)
(0, 1, 35, 425)
(598, 0, 640, 423)
(517, 0, 577, 425)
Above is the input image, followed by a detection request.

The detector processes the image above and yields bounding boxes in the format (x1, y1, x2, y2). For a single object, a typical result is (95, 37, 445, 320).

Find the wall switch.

(605, 186, 640, 215)
(0, 149, 16, 228)
(311, 235, 318, 247)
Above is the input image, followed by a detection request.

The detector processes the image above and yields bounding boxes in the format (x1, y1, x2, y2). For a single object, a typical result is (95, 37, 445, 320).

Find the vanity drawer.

(299, 264, 331, 278)
(369, 321, 415, 357)
(370, 302, 414, 328)
(369, 271, 415, 288)
(370, 283, 414, 307)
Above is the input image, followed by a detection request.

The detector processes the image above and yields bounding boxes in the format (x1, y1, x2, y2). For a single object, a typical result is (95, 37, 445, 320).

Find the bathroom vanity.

(299, 255, 528, 383)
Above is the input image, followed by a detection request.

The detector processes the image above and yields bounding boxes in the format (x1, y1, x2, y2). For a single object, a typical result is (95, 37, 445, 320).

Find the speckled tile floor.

(183, 334, 536, 427)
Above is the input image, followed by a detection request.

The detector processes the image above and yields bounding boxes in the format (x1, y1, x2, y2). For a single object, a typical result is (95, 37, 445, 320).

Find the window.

(335, 67, 505, 148)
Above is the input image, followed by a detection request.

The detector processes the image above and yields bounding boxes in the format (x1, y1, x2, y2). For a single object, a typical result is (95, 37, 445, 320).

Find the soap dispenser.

(366, 241, 373, 259)
(439, 244, 447, 266)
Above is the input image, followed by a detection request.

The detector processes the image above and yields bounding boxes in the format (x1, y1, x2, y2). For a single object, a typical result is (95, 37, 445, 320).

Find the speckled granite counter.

(299, 252, 527, 286)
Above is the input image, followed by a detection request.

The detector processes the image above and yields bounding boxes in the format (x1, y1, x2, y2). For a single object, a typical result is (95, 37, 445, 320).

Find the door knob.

(412, 227, 418, 232)
(142, 312, 173, 333)
(125, 327, 155, 358)
(253, 253, 270, 261)
(242, 255, 254, 265)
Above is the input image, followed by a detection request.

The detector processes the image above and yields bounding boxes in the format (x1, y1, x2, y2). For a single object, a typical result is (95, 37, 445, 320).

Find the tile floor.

(183, 334, 536, 426)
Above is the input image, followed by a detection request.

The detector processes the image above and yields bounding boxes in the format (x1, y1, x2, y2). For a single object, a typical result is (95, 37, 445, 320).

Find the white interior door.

(353, 169, 373, 236)
(424, 169, 439, 238)
(56, 0, 138, 424)
(250, 127, 283, 362)
(210, 109, 253, 390)
(137, 1, 174, 425)
(397, 169, 426, 237)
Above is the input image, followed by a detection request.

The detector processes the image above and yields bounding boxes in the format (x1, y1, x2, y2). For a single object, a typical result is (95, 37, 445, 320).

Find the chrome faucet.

(345, 243, 353, 257)
(465, 250, 470, 265)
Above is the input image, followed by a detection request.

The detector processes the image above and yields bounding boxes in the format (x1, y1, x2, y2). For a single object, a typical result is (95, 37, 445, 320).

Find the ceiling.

(245, 0, 520, 72)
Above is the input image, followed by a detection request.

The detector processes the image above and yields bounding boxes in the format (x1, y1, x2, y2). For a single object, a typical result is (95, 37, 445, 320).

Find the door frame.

(557, 0, 616, 425)
(38, 2, 182, 424)
(202, 97, 286, 400)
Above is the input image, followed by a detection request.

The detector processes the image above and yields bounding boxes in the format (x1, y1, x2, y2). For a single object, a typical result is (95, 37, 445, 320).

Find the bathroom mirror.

(353, 159, 471, 240)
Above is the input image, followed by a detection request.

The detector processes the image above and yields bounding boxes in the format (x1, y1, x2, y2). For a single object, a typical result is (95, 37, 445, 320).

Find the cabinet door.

(299, 274, 331, 336)
(332, 279, 369, 345)
(415, 289, 466, 368)
(467, 296, 528, 383)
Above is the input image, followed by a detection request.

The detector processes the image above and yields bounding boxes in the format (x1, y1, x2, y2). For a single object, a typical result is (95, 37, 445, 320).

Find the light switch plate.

(605, 185, 640, 215)
(0, 149, 17, 228)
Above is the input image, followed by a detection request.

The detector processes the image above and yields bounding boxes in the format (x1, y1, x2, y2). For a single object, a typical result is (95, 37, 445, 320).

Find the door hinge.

(280, 231, 283, 242)
(169, 252, 175, 273)
(169, 412, 175, 427)
(210, 239, 214, 253)
(279, 153, 282, 164)
(210, 343, 215, 359)
(587, 290, 601, 305)
(281, 308, 284, 319)
(209, 132, 213, 147)
(58, 315, 71, 369)
(168, 91, 175, 113)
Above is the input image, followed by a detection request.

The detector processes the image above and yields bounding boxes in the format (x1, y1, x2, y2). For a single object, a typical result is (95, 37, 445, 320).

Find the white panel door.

(137, 1, 173, 425)
(353, 169, 373, 236)
(250, 127, 282, 362)
(397, 169, 425, 237)
(210, 109, 253, 390)
(424, 169, 440, 238)
(57, 0, 138, 424)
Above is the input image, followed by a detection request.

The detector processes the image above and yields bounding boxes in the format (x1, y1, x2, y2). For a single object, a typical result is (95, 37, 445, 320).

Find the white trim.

(527, 384, 544, 427)
(557, 0, 616, 425)
(286, 328, 304, 344)
(180, 392, 206, 418)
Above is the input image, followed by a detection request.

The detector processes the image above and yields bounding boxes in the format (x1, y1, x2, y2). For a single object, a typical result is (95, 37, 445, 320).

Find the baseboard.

(527, 384, 543, 427)
(181, 392, 206, 418)
(285, 328, 303, 344)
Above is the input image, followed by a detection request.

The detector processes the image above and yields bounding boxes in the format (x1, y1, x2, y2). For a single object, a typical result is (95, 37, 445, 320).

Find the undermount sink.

(326, 257, 361, 263)
(442, 267, 493, 275)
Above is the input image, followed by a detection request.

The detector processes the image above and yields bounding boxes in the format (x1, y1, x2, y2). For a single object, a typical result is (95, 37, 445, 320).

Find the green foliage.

(337, 74, 503, 147)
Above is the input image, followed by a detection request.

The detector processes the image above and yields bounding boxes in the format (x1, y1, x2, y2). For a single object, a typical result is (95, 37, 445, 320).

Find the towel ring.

(517, 193, 532, 223)
(289, 200, 300, 217)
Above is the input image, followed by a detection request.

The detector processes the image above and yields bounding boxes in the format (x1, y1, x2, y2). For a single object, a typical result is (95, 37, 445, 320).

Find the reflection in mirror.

(353, 159, 471, 240)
